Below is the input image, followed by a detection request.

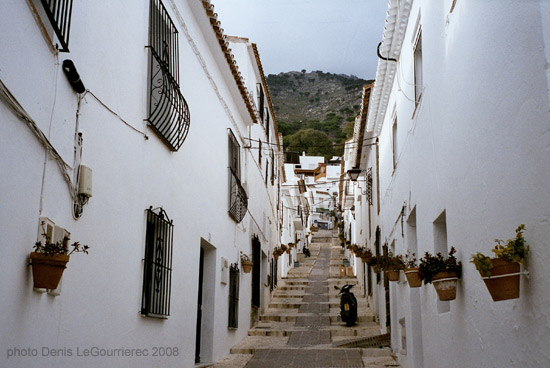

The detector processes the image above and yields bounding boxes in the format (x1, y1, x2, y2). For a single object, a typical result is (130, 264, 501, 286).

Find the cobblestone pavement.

(209, 231, 401, 368)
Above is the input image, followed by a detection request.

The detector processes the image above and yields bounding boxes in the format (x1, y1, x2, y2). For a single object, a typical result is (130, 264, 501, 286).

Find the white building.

(280, 154, 341, 266)
(0, 1, 279, 367)
(349, 1, 550, 367)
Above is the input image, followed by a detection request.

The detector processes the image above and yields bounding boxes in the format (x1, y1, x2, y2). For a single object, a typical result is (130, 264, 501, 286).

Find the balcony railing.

(147, 0, 190, 151)
(40, 0, 73, 52)
(228, 169, 248, 223)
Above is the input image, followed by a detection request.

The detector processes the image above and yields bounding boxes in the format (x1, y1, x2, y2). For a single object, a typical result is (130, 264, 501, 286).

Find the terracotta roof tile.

(202, 0, 259, 124)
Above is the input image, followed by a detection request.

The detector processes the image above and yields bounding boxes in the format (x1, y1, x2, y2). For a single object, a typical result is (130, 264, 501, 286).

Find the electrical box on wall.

(78, 165, 92, 198)
(221, 257, 228, 284)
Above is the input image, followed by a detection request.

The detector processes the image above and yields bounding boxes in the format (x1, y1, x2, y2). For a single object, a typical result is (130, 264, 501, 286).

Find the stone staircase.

(213, 233, 400, 367)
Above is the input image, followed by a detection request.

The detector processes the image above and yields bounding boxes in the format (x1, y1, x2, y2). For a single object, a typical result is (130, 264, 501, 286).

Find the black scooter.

(335, 284, 357, 326)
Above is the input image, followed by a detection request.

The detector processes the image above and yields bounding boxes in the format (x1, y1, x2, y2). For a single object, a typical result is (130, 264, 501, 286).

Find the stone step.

(248, 325, 381, 338)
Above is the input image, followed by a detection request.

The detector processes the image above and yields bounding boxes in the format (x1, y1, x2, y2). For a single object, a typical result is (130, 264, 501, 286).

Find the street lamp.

(347, 168, 362, 182)
(346, 168, 373, 206)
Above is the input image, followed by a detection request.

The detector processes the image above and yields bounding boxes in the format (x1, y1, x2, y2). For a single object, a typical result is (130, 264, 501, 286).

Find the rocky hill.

(266, 70, 372, 159)
(267, 71, 372, 133)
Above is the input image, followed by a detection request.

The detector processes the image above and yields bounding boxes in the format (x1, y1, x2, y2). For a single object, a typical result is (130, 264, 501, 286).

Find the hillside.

(266, 70, 372, 159)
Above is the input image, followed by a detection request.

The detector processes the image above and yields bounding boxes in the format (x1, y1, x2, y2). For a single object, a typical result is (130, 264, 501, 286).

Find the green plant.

(418, 247, 462, 284)
(33, 238, 89, 256)
(240, 252, 252, 263)
(386, 252, 405, 271)
(367, 251, 404, 271)
(470, 224, 529, 277)
(357, 248, 373, 259)
(404, 251, 418, 268)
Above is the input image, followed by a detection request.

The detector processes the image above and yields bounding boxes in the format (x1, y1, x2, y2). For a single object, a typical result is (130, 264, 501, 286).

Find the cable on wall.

(0, 78, 75, 197)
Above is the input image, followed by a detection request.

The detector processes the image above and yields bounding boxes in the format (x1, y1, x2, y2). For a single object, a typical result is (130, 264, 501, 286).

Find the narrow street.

(211, 230, 400, 368)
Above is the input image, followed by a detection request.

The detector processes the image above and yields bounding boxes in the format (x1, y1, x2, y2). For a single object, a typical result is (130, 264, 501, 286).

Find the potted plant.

(367, 255, 383, 273)
(385, 252, 405, 282)
(280, 244, 288, 252)
(419, 247, 462, 301)
(240, 252, 253, 273)
(403, 251, 422, 288)
(470, 224, 529, 301)
(273, 247, 281, 260)
(358, 248, 373, 263)
(30, 235, 90, 289)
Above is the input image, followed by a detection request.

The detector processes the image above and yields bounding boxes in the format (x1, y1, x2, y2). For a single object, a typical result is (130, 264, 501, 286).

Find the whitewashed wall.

(0, 0, 277, 367)
(369, 1, 550, 367)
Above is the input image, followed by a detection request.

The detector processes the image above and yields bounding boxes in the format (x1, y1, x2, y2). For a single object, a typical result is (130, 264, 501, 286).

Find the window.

(258, 140, 262, 168)
(257, 83, 265, 122)
(270, 149, 275, 186)
(413, 29, 423, 105)
(147, 0, 190, 151)
(265, 108, 270, 141)
(433, 211, 450, 313)
(228, 130, 248, 223)
(141, 207, 173, 318)
(392, 116, 398, 170)
(228, 264, 239, 328)
(32, 0, 74, 52)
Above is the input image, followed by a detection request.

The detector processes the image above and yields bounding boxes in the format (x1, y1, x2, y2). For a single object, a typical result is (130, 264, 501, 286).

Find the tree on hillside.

(283, 129, 335, 160)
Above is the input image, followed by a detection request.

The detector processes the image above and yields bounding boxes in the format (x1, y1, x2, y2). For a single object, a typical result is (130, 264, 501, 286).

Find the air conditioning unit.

(37, 217, 70, 295)
(38, 217, 70, 245)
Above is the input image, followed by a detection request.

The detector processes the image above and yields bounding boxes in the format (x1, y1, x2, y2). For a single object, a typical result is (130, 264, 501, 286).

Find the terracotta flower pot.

(241, 261, 253, 273)
(404, 267, 422, 288)
(432, 271, 458, 301)
(30, 252, 70, 289)
(273, 253, 279, 260)
(386, 270, 400, 282)
(481, 258, 520, 301)
(361, 256, 371, 263)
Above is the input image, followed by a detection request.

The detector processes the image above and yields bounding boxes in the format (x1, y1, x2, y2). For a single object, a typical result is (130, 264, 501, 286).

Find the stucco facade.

(347, 1, 550, 367)
(0, 1, 279, 367)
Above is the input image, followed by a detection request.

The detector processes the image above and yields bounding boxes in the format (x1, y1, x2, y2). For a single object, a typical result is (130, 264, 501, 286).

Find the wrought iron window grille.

(141, 206, 173, 318)
(228, 169, 248, 223)
(39, 0, 73, 52)
(366, 167, 373, 205)
(228, 263, 239, 328)
(228, 130, 248, 223)
(257, 84, 265, 123)
(147, 0, 190, 151)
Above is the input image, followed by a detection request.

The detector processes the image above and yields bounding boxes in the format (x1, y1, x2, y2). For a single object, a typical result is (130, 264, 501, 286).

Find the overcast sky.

(213, 0, 389, 80)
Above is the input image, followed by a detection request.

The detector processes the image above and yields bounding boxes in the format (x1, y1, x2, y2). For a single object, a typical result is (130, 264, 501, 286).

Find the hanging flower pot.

(273, 253, 279, 260)
(361, 255, 371, 263)
(404, 267, 422, 288)
(480, 258, 520, 301)
(30, 252, 70, 289)
(286, 248, 290, 254)
(30, 233, 90, 290)
(432, 271, 458, 301)
(240, 252, 253, 273)
(241, 260, 253, 273)
(470, 225, 529, 302)
(386, 269, 400, 282)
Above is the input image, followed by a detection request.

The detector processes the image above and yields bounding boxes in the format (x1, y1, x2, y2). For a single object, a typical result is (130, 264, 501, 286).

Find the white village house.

(345, 0, 550, 367)
(0, 1, 280, 367)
